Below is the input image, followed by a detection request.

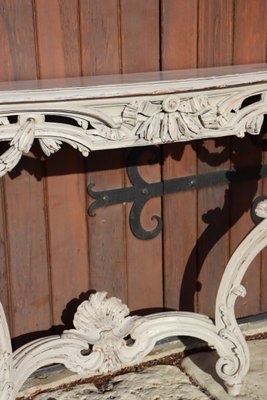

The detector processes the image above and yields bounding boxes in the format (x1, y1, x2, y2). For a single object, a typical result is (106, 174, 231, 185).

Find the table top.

(0, 64, 267, 104)
(0, 63, 267, 177)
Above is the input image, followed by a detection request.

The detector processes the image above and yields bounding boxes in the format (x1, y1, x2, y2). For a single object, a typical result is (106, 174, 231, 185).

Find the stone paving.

(30, 365, 209, 400)
(182, 338, 267, 400)
(17, 317, 267, 400)
(18, 338, 267, 400)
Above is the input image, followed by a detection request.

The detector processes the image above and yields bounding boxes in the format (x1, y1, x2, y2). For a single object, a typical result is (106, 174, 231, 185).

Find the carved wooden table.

(1, 64, 267, 399)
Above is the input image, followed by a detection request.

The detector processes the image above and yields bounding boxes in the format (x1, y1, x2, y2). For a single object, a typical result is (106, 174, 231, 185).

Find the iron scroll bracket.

(88, 146, 267, 240)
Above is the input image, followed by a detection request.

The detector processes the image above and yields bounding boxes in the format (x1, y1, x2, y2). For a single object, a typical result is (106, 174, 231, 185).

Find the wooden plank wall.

(0, 0, 266, 339)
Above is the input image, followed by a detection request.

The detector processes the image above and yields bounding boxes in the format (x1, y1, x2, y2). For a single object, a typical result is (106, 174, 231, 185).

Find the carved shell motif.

(69, 292, 138, 343)
(62, 292, 140, 372)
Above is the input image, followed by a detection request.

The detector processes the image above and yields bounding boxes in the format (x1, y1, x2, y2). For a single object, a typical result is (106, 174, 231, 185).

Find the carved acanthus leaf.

(63, 139, 90, 157)
(0, 117, 36, 177)
(246, 114, 264, 135)
(0, 113, 93, 176)
(0, 147, 22, 177)
(39, 138, 62, 156)
(11, 118, 35, 153)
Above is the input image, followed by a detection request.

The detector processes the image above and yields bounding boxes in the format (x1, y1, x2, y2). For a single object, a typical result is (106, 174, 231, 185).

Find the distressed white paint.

(1, 64, 267, 398)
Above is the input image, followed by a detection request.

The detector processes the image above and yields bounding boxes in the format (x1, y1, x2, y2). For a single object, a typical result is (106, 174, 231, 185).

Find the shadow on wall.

(6, 114, 267, 349)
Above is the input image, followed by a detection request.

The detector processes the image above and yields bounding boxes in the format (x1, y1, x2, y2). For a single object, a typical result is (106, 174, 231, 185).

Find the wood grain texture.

(121, 0, 163, 311)
(120, 0, 159, 74)
(161, 0, 198, 311)
(197, 0, 233, 317)
(0, 0, 51, 336)
(81, 0, 127, 303)
(80, 0, 121, 76)
(232, 0, 267, 314)
(231, 0, 266, 317)
(34, 0, 89, 325)
(0, 0, 267, 341)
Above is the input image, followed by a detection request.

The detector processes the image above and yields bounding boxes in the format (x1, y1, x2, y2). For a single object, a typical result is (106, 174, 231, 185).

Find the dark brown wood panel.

(120, 0, 163, 311)
(81, 0, 127, 303)
(0, 1, 267, 339)
(34, 0, 90, 325)
(231, 0, 266, 317)
(0, 0, 51, 336)
(197, 0, 233, 317)
(161, 0, 198, 311)
(80, 0, 121, 75)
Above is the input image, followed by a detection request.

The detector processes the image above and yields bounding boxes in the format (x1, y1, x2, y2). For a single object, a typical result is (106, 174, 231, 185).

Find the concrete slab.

(182, 339, 267, 400)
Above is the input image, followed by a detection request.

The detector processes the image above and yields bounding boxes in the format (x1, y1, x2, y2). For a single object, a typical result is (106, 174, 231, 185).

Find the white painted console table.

(1, 64, 267, 399)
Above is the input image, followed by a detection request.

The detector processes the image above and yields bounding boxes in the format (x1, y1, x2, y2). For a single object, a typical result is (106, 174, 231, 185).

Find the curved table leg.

(215, 216, 267, 395)
(1, 216, 267, 398)
(0, 303, 14, 400)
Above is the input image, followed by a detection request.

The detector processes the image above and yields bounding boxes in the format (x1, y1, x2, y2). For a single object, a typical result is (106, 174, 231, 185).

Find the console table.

(1, 64, 267, 399)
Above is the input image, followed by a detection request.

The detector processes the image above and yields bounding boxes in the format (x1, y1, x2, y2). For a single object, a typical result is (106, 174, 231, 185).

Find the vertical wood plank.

(232, 0, 267, 316)
(80, 0, 121, 75)
(122, 0, 162, 311)
(120, 0, 163, 311)
(35, 0, 90, 324)
(161, 0, 198, 311)
(197, 0, 233, 317)
(80, 1, 127, 302)
(120, 0, 159, 74)
(0, 0, 51, 336)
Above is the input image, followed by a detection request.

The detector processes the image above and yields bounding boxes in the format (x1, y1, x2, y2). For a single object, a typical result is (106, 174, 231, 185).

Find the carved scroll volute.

(0, 304, 13, 400)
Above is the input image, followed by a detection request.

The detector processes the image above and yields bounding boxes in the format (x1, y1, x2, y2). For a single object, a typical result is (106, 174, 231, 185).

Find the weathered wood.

(231, 0, 267, 317)
(1, 60, 267, 398)
(34, 0, 90, 325)
(80, 0, 127, 304)
(161, 0, 198, 311)
(0, 0, 50, 337)
(120, 0, 163, 311)
(2, 63, 267, 102)
(197, 0, 233, 317)
(0, 0, 267, 342)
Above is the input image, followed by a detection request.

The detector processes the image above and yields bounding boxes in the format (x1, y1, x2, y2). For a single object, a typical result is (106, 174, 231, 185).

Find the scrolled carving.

(213, 219, 267, 393)
(89, 89, 266, 146)
(62, 292, 140, 372)
(0, 304, 13, 400)
(0, 112, 92, 176)
(0, 85, 266, 177)
(0, 116, 36, 177)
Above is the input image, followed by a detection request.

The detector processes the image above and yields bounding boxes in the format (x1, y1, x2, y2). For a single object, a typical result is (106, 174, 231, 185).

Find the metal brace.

(88, 146, 267, 240)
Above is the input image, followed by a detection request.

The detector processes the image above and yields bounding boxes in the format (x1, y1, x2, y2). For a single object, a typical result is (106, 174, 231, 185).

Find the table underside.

(1, 65, 267, 398)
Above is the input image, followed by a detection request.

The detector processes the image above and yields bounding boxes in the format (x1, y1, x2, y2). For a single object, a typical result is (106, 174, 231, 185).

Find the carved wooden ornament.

(1, 64, 267, 398)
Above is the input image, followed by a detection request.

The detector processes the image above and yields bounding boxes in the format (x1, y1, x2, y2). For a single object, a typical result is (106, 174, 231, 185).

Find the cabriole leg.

(215, 215, 267, 395)
(0, 303, 14, 400)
